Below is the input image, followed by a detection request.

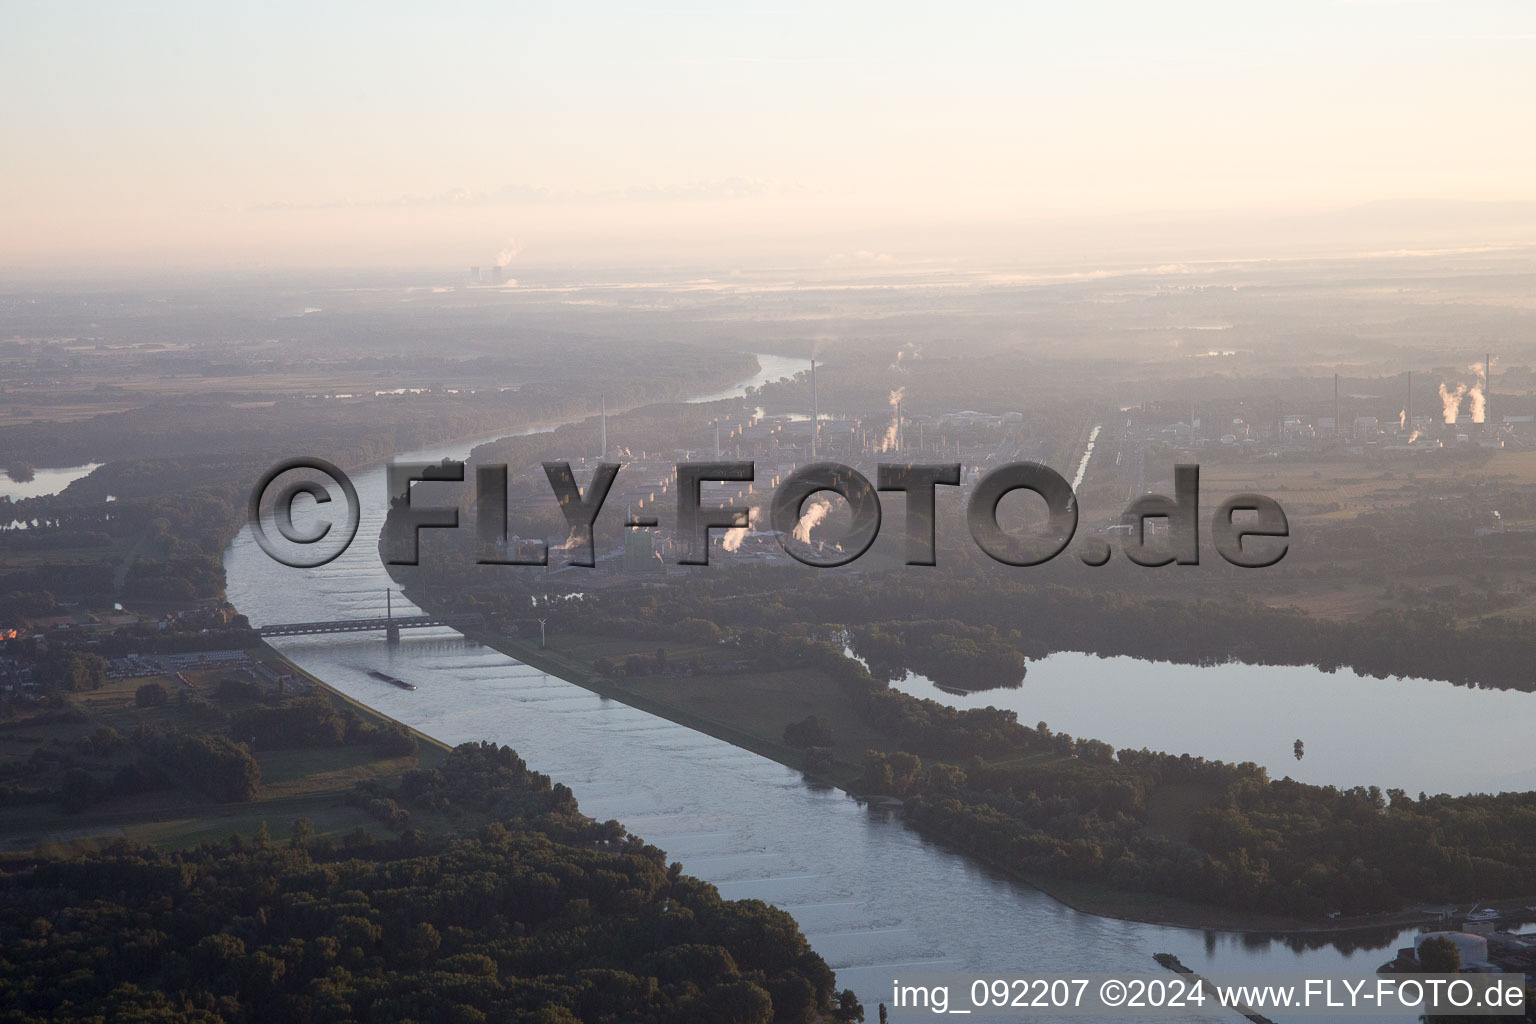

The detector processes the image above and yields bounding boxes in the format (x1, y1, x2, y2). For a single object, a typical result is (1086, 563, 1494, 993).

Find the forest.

(0, 743, 859, 1024)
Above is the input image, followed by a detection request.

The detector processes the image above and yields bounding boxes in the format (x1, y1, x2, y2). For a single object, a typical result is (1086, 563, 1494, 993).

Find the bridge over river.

(257, 612, 484, 643)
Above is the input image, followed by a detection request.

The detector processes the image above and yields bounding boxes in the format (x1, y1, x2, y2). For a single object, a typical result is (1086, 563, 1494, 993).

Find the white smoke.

(1399, 409, 1406, 431)
(1467, 361, 1487, 423)
(495, 243, 519, 267)
(721, 505, 760, 553)
(791, 499, 832, 544)
(1439, 382, 1467, 425)
(881, 387, 905, 452)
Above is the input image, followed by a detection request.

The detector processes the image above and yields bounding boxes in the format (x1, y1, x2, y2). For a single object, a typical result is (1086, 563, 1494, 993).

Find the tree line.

(0, 741, 859, 1024)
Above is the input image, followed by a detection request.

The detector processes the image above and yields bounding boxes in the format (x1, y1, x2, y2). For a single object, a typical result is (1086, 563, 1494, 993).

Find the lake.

(1, 463, 101, 501)
(890, 652, 1536, 797)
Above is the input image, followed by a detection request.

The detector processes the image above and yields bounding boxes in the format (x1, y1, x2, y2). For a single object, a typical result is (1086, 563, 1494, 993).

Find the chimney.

(1334, 374, 1340, 438)
(1487, 352, 1493, 425)
(1406, 370, 1412, 431)
(810, 356, 818, 459)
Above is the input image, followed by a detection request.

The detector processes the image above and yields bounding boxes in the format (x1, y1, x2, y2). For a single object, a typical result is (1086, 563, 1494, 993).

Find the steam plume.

(792, 499, 833, 544)
(881, 387, 905, 451)
(1439, 382, 1467, 425)
(721, 506, 760, 553)
(1467, 361, 1486, 423)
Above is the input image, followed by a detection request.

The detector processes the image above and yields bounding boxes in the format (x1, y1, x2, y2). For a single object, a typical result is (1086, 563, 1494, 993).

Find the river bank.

(257, 642, 453, 758)
(415, 607, 1458, 939)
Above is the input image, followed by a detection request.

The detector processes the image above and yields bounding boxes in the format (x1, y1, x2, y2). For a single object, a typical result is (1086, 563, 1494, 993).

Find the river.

(224, 357, 1431, 1021)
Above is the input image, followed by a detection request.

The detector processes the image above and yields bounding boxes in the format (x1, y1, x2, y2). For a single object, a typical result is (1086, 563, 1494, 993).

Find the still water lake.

(891, 653, 1536, 798)
(0, 463, 101, 501)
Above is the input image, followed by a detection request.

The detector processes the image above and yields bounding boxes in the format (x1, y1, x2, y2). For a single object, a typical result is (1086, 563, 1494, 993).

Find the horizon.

(5, 1, 1536, 271)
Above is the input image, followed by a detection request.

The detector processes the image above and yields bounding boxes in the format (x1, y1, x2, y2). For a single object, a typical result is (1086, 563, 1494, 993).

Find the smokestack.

(810, 357, 818, 459)
(1487, 353, 1493, 425)
(600, 395, 607, 459)
(1406, 371, 1412, 432)
(715, 423, 721, 458)
(895, 399, 902, 453)
(1334, 374, 1340, 438)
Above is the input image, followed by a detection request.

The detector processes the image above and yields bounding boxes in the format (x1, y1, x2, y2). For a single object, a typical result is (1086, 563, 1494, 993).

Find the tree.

(374, 723, 419, 757)
(135, 681, 169, 708)
(404, 921, 441, 966)
(289, 817, 315, 849)
(861, 751, 895, 794)
(37, 650, 106, 691)
(159, 733, 260, 802)
(1418, 935, 1460, 973)
(834, 988, 866, 1022)
(698, 980, 773, 1024)
(784, 715, 834, 748)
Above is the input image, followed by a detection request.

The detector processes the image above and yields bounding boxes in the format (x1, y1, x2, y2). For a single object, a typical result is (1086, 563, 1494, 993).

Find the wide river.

(225, 355, 1443, 1021)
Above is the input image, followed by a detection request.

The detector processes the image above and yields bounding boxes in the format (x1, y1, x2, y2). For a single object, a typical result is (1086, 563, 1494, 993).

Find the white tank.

(1414, 931, 1488, 965)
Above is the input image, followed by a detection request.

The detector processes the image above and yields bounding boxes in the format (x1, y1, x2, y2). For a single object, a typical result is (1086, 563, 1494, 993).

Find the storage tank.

(1414, 931, 1488, 966)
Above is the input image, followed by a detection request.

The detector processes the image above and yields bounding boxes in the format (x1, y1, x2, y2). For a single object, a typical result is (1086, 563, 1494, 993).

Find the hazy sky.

(3, 1, 1534, 270)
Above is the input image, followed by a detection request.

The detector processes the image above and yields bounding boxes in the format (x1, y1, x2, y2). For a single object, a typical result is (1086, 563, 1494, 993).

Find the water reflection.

(0, 463, 102, 501)
(893, 652, 1536, 796)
